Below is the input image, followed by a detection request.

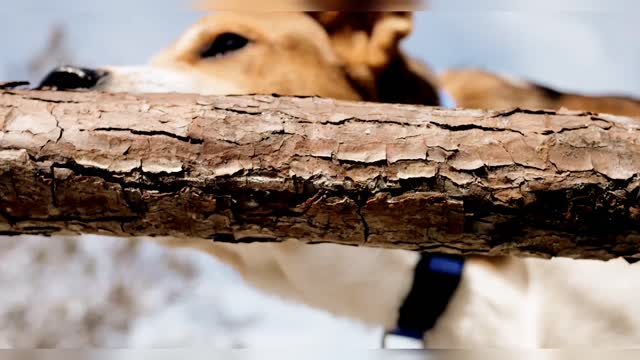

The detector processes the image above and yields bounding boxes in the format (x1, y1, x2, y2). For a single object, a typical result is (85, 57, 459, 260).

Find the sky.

(1, 0, 639, 348)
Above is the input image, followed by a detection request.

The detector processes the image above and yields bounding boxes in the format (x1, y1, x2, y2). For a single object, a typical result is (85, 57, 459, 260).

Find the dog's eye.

(200, 33, 250, 59)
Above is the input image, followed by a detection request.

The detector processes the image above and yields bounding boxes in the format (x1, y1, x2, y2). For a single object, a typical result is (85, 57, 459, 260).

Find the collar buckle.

(381, 331, 425, 349)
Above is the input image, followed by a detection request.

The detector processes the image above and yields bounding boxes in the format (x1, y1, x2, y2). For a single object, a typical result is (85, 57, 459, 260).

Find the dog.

(439, 68, 640, 118)
(35, 12, 640, 348)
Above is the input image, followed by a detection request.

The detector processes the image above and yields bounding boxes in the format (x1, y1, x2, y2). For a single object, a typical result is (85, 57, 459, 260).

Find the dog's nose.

(37, 65, 106, 90)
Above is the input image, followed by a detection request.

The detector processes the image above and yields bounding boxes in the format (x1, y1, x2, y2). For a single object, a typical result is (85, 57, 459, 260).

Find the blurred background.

(1, 0, 640, 348)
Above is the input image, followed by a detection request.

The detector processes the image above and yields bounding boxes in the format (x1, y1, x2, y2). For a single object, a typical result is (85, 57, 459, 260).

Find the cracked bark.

(2, 90, 640, 260)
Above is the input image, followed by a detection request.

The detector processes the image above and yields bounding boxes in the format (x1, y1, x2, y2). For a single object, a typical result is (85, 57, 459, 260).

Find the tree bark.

(2, 90, 640, 260)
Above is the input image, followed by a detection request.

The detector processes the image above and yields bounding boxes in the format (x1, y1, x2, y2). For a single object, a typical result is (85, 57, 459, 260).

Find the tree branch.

(2, 90, 640, 260)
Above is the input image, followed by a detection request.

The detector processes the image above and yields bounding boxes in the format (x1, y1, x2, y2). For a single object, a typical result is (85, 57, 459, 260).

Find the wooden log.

(2, 90, 640, 260)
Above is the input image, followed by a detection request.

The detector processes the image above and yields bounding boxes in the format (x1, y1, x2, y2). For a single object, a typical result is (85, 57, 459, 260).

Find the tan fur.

(39, 12, 640, 348)
(440, 68, 640, 118)
(150, 13, 362, 101)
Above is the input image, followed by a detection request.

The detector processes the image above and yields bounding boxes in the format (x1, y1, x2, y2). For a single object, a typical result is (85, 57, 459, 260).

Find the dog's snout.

(37, 65, 106, 90)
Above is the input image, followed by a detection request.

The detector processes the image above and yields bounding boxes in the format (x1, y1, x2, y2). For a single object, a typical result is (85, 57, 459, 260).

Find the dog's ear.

(309, 12, 412, 72)
(308, 12, 439, 105)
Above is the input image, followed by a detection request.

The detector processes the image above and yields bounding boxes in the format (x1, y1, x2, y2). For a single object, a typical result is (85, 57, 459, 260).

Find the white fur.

(173, 239, 640, 348)
(433, 257, 640, 348)
(209, 241, 420, 329)
(96, 66, 242, 95)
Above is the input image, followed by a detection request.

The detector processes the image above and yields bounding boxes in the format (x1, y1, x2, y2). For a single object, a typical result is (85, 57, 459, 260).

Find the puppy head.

(38, 12, 439, 105)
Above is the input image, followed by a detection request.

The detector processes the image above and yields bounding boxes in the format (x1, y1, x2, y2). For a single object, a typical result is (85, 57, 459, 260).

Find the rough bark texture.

(2, 90, 640, 260)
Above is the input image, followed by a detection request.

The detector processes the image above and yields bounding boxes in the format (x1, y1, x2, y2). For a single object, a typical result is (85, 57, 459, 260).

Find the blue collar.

(385, 253, 465, 344)
(438, 89, 457, 109)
